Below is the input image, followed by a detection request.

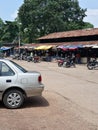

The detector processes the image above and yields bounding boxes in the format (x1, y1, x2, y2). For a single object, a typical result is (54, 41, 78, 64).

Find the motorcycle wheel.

(27, 59, 30, 62)
(87, 63, 94, 70)
(58, 62, 63, 67)
(65, 62, 70, 68)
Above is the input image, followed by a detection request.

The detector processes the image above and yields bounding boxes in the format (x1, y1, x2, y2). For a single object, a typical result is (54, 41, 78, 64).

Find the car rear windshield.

(10, 60, 28, 73)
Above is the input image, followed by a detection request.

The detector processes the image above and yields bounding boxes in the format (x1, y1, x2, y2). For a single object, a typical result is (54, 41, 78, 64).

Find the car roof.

(0, 58, 11, 62)
(0, 58, 22, 72)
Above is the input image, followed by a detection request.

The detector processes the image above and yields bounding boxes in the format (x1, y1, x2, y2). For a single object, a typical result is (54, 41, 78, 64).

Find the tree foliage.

(18, 0, 89, 43)
(1, 21, 19, 43)
(83, 22, 94, 29)
(0, 0, 94, 44)
(0, 18, 4, 42)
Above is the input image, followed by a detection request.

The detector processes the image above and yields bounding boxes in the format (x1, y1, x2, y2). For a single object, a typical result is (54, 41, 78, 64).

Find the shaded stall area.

(13, 44, 57, 62)
(12, 43, 98, 64)
(0, 46, 13, 57)
(56, 44, 98, 64)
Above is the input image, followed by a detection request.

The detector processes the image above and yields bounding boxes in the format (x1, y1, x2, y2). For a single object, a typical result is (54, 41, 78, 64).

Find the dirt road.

(0, 59, 98, 130)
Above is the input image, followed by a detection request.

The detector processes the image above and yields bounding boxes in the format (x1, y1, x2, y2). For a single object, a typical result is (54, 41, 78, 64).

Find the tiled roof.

(38, 28, 98, 40)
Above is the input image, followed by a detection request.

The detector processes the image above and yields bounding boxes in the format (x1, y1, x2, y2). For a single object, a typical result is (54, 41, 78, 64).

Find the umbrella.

(68, 45, 78, 50)
(57, 45, 69, 51)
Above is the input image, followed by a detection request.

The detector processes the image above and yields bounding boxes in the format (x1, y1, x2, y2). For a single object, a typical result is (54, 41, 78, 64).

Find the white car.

(0, 59, 44, 109)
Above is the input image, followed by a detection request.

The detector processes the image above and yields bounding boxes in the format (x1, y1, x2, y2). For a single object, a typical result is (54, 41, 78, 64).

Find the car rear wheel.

(3, 90, 24, 109)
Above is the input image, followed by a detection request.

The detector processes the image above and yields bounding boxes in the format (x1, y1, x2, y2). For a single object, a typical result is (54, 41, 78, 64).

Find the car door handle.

(6, 80, 11, 83)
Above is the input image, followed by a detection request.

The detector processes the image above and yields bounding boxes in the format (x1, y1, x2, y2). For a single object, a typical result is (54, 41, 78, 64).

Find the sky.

(0, 0, 98, 28)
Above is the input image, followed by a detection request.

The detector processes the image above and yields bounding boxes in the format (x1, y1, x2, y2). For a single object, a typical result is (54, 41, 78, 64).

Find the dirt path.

(0, 91, 97, 130)
(0, 58, 98, 130)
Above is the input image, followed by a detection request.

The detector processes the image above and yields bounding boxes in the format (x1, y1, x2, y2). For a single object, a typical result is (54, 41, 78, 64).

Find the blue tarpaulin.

(57, 44, 83, 51)
(0, 46, 11, 51)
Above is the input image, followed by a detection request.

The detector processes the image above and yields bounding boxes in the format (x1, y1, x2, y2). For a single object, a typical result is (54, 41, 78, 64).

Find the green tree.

(1, 21, 19, 43)
(0, 18, 4, 41)
(82, 22, 94, 29)
(18, 0, 88, 42)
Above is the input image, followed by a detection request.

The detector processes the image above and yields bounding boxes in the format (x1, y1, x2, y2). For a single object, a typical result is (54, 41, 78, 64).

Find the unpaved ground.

(0, 58, 98, 130)
(0, 92, 97, 130)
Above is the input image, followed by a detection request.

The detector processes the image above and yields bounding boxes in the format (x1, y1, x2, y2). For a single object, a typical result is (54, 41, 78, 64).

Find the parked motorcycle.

(65, 59, 76, 68)
(87, 59, 98, 70)
(33, 56, 40, 63)
(27, 56, 40, 63)
(57, 57, 76, 68)
(27, 56, 33, 62)
(57, 58, 66, 67)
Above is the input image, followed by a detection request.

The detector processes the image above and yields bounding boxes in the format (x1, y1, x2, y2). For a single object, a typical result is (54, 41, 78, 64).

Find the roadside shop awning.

(0, 46, 11, 51)
(83, 44, 93, 48)
(44, 45, 52, 50)
(57, 44, 83, 51)
(35, 45, 46, 50)
(35, 45, 52, 50)
(57, 45, 69, 51)
(92, 45, 98, 48)
(68, 45, 78, 50)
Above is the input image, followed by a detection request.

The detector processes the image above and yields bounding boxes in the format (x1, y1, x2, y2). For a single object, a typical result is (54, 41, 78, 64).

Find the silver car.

(0, 59, 44, 109)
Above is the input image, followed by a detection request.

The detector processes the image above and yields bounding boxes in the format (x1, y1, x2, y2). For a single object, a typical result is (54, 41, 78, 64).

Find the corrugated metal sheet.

(38, 28, 98, 40)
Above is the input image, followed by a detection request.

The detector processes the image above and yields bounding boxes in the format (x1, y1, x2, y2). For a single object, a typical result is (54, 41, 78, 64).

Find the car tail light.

(38, 75, 42, 82)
